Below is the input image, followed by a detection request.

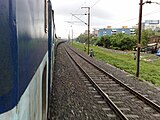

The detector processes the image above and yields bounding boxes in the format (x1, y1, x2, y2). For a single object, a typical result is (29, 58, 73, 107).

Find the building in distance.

(98, 26, 135, 37)
(144, 20, 160, 31)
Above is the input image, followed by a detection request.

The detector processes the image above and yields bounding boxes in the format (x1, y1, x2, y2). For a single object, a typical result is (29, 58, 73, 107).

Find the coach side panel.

(0, 0, 50, 120)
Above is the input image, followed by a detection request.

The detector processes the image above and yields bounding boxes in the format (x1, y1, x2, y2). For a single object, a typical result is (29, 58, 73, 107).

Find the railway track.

(65, 45, 160, 120)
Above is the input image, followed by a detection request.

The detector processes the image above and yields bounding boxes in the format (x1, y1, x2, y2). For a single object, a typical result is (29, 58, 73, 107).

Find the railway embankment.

(49, 43, 112, 119)
(49, 43, 160, 119)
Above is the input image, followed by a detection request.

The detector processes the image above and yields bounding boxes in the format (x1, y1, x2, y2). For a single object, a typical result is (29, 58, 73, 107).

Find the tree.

(110, 33, 136, 50)
(101, 35, 111, 48)
(76, 34, 88, 43)
(110, 33, 124, 50)
(120, 35, 136, 50)
(141, 29, 155, 46)
(91, 36, 98, 45)
(95, 35, 110, 48)
(94, 37, 103, 46)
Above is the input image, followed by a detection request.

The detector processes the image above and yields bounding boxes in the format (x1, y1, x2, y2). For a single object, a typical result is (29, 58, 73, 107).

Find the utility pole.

(81, 7, 90, 55)
(65, 21, 76, 45)
(71, 25, 73, 45)
(136, 0, 143, 77)
(68, 31, 70, 42)
(136, 0, 159, 77)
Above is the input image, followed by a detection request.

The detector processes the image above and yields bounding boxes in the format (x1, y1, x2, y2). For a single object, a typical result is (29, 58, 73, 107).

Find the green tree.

(110, 33, 124, 50)
(110, 33, 136, 50)
(76, 34, 88, 43)
(141, 29, 155, 46)
(95, 37, 103, 46)
(120, 35, 136, 50)
(91, 36, 98, 45)
(95, 35, 110, 48)
(101, 35, 111, 48)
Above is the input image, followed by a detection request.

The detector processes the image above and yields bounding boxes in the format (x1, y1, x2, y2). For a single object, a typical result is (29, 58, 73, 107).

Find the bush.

(109, 33, 136, 50)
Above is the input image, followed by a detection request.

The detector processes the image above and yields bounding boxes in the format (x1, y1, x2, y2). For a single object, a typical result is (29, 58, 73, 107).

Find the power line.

(70, 0, 100, 24)
(143, 9, 160, 16)
(70, 0, 88, 23)
(71, 0, 101, 26)
(73, 0, 87, 13)
(111, 9, 160, 27)
(71, 13, 87, 25)
(91, 0, 101, 8)
(73, 0, 101, 20)
(91, 0, 160, 27)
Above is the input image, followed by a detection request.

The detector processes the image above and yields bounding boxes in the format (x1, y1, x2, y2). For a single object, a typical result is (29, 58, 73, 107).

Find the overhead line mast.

(136, 0, 160, 77)
(81, 7, 90, 55)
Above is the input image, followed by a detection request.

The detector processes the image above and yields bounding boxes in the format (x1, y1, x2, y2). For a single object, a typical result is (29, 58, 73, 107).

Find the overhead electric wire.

(74, 0, 87, 13)
(71, 13, 87, 25)
(69, 0, 88, 24)
(72, 0, 102, 25)
(111, 9, 160, 27)
(111, 1, 160, 27)
(71, 0, 102, 23)
(91, 0, 101, 8)
(70, 0, 160, 28)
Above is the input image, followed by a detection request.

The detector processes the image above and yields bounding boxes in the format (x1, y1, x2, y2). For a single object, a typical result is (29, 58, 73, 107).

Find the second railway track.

(65, 44, 160, 120)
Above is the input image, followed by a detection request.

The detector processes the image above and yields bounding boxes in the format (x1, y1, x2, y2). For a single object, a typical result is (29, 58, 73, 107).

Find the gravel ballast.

(71, 44, 160, 106)
(49, 43, 115, 120)
(49, 43, 160, 119)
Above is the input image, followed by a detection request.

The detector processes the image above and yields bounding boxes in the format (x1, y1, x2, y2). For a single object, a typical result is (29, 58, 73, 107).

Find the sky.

(51, 0, 160, 39)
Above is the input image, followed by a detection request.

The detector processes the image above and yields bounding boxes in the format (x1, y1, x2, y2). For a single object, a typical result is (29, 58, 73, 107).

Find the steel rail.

(64, 47, 128, 120)
(68, 46, 160, 113)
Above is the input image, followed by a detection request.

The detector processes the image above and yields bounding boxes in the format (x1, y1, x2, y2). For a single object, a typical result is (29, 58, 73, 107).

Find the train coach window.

(44, 0, 48, 33)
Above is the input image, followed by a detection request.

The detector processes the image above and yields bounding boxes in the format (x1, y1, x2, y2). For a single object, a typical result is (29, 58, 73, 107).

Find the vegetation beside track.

(72, 42, 160, 86)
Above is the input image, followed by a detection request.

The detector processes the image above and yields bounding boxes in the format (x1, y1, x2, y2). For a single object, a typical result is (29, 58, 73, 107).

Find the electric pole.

(81, 7, 90, 55)
(136, 0, 159, 77)
(136, 0, 143, 77)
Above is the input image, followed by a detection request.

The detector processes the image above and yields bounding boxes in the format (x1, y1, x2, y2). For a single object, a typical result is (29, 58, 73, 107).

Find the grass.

(72, 42, 160, 86)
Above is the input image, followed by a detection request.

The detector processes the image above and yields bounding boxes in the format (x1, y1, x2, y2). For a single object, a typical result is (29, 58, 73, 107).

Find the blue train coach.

(0, 0, 55, 119)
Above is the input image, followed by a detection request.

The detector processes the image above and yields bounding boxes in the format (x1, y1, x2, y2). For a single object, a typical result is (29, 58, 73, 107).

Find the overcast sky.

(51, 0, 160, 38)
